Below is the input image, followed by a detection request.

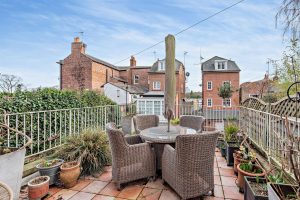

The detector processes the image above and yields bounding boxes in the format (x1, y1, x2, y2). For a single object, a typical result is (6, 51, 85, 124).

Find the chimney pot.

(74, 37, 80, 42)
(130, 56, 136, 67)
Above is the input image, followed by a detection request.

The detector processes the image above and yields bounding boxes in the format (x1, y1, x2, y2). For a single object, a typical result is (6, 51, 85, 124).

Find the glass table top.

(140, 125, 196, 143)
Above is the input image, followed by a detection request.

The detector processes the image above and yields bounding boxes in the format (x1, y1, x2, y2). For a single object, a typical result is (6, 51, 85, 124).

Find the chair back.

(133, 115, 159, 132)
(175, 131, 219, 179)
(105, 123, 128, 162)
(179, 115, 205, 132)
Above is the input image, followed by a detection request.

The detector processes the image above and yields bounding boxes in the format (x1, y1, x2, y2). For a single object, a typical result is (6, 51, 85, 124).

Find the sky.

(0, 0, 286, 91)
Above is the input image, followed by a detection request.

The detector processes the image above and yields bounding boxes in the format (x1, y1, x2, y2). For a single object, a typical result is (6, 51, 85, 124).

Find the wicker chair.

(0, 181, 13, 200)
(179, 115, 205, 132)
(105, 123, 156, 190)
(162, 131, 219, 200)
(133, 115, 159, 134)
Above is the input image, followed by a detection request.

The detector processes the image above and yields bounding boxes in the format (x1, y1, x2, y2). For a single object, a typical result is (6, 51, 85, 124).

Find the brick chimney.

(71, 37, 86, 55)
(130, 56, 136, 68)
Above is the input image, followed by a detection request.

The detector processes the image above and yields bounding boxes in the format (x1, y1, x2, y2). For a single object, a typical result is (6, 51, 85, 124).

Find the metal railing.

(0, 104, 135, 158)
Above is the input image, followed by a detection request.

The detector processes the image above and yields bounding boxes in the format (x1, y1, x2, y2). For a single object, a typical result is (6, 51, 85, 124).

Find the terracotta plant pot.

(237, 164, 265, 192)
(60, 161, 81, 188)
(233, 155, 249, 175)
(28, 176, 50, 200)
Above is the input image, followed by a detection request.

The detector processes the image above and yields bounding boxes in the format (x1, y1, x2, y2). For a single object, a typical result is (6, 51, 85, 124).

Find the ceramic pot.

(60, 161, 81, 188)
(28, 176, 50, 200)
(237, 164, 265, 192)
(36, 159, 64, 185)
(233, 155, 248, 175)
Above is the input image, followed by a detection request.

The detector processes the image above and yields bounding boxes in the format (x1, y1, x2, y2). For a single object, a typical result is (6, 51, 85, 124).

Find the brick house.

(201, 56, 240, 108)
(58, 37, 186, 107)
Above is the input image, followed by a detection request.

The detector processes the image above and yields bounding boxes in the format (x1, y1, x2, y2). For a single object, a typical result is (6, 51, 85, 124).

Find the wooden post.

(164, 34, 176, 132)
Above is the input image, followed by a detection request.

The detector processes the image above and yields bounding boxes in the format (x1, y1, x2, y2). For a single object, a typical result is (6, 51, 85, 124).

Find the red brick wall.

(130, 68, 150, 88)
(91, 62, 119, 91)
(202, 72, 240, 108)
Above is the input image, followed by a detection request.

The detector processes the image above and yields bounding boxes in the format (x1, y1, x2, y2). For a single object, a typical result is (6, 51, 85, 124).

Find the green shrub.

(170, 118, 180, 125)
(55, 129, 111, 175)
(224, 123, 239, 142)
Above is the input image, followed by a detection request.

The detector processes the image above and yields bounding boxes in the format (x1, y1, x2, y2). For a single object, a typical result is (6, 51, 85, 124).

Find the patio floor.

(20, 149, 243, 200)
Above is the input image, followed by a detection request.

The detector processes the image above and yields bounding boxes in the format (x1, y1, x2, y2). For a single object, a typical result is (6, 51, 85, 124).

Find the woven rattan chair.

(162, 131, 219, 200)
(0, 181, 13, 200)
(106, 122, 156, 190)
(133, 115, 159, 134)
(179, 115, 205, 132)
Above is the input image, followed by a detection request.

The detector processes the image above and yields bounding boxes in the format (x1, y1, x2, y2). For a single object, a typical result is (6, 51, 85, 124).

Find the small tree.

(0, 74, 23, 93)
(218, 83, 233, 107)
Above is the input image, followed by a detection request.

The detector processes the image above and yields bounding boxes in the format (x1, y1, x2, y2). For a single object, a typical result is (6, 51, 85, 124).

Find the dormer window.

(159, 61, 165, 71)
(215, 60, 227, 70)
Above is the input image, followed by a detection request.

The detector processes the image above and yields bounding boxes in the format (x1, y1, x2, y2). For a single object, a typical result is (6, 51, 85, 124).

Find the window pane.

(146, 101, 152, 114)
(139, 101, 145, 114)
(154, 101, 161, 115)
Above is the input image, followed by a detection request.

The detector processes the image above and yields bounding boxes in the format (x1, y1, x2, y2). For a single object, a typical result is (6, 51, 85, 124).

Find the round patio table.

(140, 125, 196, 170)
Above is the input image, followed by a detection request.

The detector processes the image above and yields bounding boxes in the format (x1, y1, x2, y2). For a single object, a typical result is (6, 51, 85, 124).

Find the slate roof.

(85, 54, 119, 70)
(150, 59, 183, 73)
(117, 66, 152, 71)
(201, 56, 240, 72)
(108, 82, 148, 94)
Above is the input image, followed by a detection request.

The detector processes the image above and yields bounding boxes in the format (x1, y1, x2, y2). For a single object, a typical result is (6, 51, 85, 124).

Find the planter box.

(226, 141, 239, 166)
(244, 177, 268, 200)
(267, 183, 298, 200)
(0, 148, 26, 200)
(36, 159, 64, 185)
(121, 115, 134, 135)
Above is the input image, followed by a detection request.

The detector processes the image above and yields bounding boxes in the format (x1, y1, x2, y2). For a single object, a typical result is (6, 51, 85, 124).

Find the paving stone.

(214, 176, 221, 185)
(220, 176, 237, 187)
(219, 168, 236, 177)
(223, 186, 244, 200)
(98, 171, 112, 182)
(69, 191, 96, 200)
(92, 195, 116, 200)
(51, 189, 78, 200)
(159, 189, 180, 200)
(145, 178, 167, 190)
(137, 187, 162, 200)
(82, 181, 109, 194)
(99, 182, 121, 196)
(70, 179, 93, 191)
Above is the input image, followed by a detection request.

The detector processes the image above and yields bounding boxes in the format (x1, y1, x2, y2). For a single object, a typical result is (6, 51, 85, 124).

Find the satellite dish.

(186, 72, 190, 77)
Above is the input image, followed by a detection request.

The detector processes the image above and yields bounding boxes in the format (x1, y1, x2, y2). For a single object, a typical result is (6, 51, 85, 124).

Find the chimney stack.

(71, 37, 86, 55)
(130, 56, 136, 68)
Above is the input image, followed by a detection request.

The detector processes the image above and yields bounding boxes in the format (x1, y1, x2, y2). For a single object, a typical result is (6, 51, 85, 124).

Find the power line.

(113, 0, 246, 65)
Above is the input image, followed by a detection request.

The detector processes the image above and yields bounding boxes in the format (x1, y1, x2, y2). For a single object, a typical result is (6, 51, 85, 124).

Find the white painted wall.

(104, 83, 132, 105)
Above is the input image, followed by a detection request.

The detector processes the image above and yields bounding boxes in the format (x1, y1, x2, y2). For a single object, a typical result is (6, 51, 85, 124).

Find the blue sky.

(0, 0, 285, 91)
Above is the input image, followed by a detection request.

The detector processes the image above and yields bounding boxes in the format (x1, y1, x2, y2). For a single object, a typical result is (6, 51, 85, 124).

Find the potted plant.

(36, 159, 64, 185)
(224, 123, 240, 166)
(220, 141, 226, 157)
(0, 125, 31, 200)
(234, 146, 255, 175)
(28, 176, 50, 200)
(60, 161, 81, 188)
(244, 176, 268, 200)
(237, 162, 265, 192)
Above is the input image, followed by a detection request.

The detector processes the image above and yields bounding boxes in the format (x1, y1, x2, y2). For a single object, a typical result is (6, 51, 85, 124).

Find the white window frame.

(215, 60, 228, 70)
(153, 81, 161, 90)
(133, 75, 139, 84)
(207, 81, 212, 90)
(222, 98, 231, 107)
(207, 98, 212, 107)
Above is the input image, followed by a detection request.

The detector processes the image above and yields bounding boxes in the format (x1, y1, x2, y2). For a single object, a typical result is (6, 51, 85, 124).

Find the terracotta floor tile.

(48, 186, 62, 196)
(217, 162, 232, 169)
(51, 189, 78, 200)
(214, 176, 221, 185)
(220, 176, 237, 187)
(70, 179, 93, 191)
(214, 168, 220, 176)
(99, 182, 121, 196)
(98, 171, 112, 182)
(213, 185, 224, 198)
(104, 166, 112, 172)
(82, 181, 109, 194)
(117, 185, 143, 199)
(69, 191, 96, 200)
(145, 179, 167, 190)
(216, 157, 226, 162)
(223, 186, 243, 200)
(159, 189, 180, 200)
(219, 168, 236, 177)
(137, 187, 162, 200)
(92, 195, 116, 200)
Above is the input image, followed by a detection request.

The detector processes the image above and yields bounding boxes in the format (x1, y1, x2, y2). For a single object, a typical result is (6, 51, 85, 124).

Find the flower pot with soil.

(267, 183, 298, 200)
(226, 141, 239, 166)
(60, 161, 81, 188)
(28, 176, 50, 200)
(224, 123, 240, 166)
(244, 176, 268, 200)
(237, 163, 265, 192)
(0, 125, 32, 200)
(36, 159, 64, 185)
